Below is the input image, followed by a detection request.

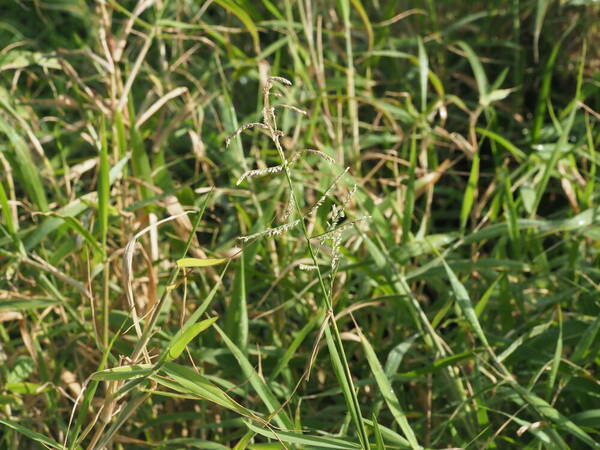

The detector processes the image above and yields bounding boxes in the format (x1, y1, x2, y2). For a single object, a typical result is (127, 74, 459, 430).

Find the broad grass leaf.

(177, 257, 227, 268)
(165, 316, 218, 361)
(91, 364, 153, 381)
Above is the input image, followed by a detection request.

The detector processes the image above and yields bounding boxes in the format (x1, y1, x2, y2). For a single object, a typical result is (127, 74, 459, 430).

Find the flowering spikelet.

(299, 264, 318, 271)
(238, 219, 301, 243)
(302, 149, 335, 165)
(320, 214, 370, 275)
(288, 151, 303, 166)
(328, 204, 344, 228)
(236, 165, 284, 185)
(263, 76, 292, 101)
(318, 216, 371, 243)
(268, 76, 292, 87)
(280, 193, 295, 222)
(285, 149, 334, 169)
(262, 107, 278, 132)
(329, 229, 344, 273)
(226, 122, 268, 147)
(328, 184, 357, 229)
(309, 167, 350, 214)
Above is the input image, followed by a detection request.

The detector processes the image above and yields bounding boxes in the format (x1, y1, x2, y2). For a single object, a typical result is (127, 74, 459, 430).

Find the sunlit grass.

(0, 1, 599, 449)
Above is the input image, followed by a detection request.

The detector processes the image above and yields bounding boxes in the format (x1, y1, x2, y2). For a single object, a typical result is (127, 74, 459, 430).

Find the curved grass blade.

(214, 324, 294, 430)
(213, 0, 260, 53)
(156, 362, 254, 418)
(356, 326, 420, 449)
(0, 418, 63, 449)
(165, 316, 219, 361)
(0, 116, 48, 212)
(244, 420, 361, 449)
(457, 41, 488, 102)
(440, 257, 490, 348)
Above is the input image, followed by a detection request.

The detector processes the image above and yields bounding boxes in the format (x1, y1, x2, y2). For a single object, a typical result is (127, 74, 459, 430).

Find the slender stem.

(263, 84, 370, 449)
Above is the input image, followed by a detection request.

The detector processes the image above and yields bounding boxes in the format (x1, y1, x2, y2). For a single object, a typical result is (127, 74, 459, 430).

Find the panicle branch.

(238, 219, 301, 243)
(236, 165, 285, 185)
(225, 122, 268, 148)
(309, 167, 350, 214)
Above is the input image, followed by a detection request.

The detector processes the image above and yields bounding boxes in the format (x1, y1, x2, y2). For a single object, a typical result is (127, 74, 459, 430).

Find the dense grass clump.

(0, 1, 599, 448)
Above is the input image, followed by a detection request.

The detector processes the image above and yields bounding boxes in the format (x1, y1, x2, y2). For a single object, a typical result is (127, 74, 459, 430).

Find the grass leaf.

(244, 420, 361, 449)
(0, 418, 63, 449)
(177, 257, 228, 268)
(165, 316, 219, 361)
(357, 326, 420, 449)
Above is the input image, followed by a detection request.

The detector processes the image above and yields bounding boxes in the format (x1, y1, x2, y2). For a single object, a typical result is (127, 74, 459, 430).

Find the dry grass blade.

(135, 87, 189, 128)
(122, 211, 194, 363)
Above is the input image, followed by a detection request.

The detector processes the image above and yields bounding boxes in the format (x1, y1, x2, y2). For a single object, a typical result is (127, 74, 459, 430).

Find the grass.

(0, 1, 599, 448)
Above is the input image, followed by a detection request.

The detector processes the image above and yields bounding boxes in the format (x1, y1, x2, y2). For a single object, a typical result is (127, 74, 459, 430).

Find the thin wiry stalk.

(260, 77, 371, 449)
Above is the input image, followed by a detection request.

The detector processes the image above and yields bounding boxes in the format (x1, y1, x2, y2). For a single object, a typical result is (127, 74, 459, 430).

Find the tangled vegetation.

(0, 1, 599, 448)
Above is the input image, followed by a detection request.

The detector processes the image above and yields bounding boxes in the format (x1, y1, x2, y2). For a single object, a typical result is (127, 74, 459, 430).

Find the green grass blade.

(571, 314, 600, 364)
(98, 116, 109, 253)
(402, 136, 417, 244)
(533, 0, 551, 62)
(546, 306, 562, 399)
(417, 37, 428, 112)
(509, 383, 600, 448)
(244, 419, 361, 449)
(269, 310, 324, 381)
(440, 256, 490, 348)
(0, 297, 61, 311)
(177, 257, 228, 268)
(225, 255, 248, 351)
(476, 127, 526, 162)
(460, 146, 480, 233)
(349, 0, 373, 52)
(0, 180, 15, 235)
(324, 326, 370, 448)
(214, 324, 294, 430)
(457, 41, 488, 101)
(92, 390, 151, 450)
(157, 362, 254, 417)
(213, 0, 260, 53)
(530, 24, 574, 143)
(357, 327, 420, 449)
(531, 40, 584, 217)
(165, 316, 218, 361)
(91, 364, 154, 381)
(363, 418, 411, 447)
(0, 116, 48, 212)
(0, 418, 63, 449)
(371, 414, 386, 450)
